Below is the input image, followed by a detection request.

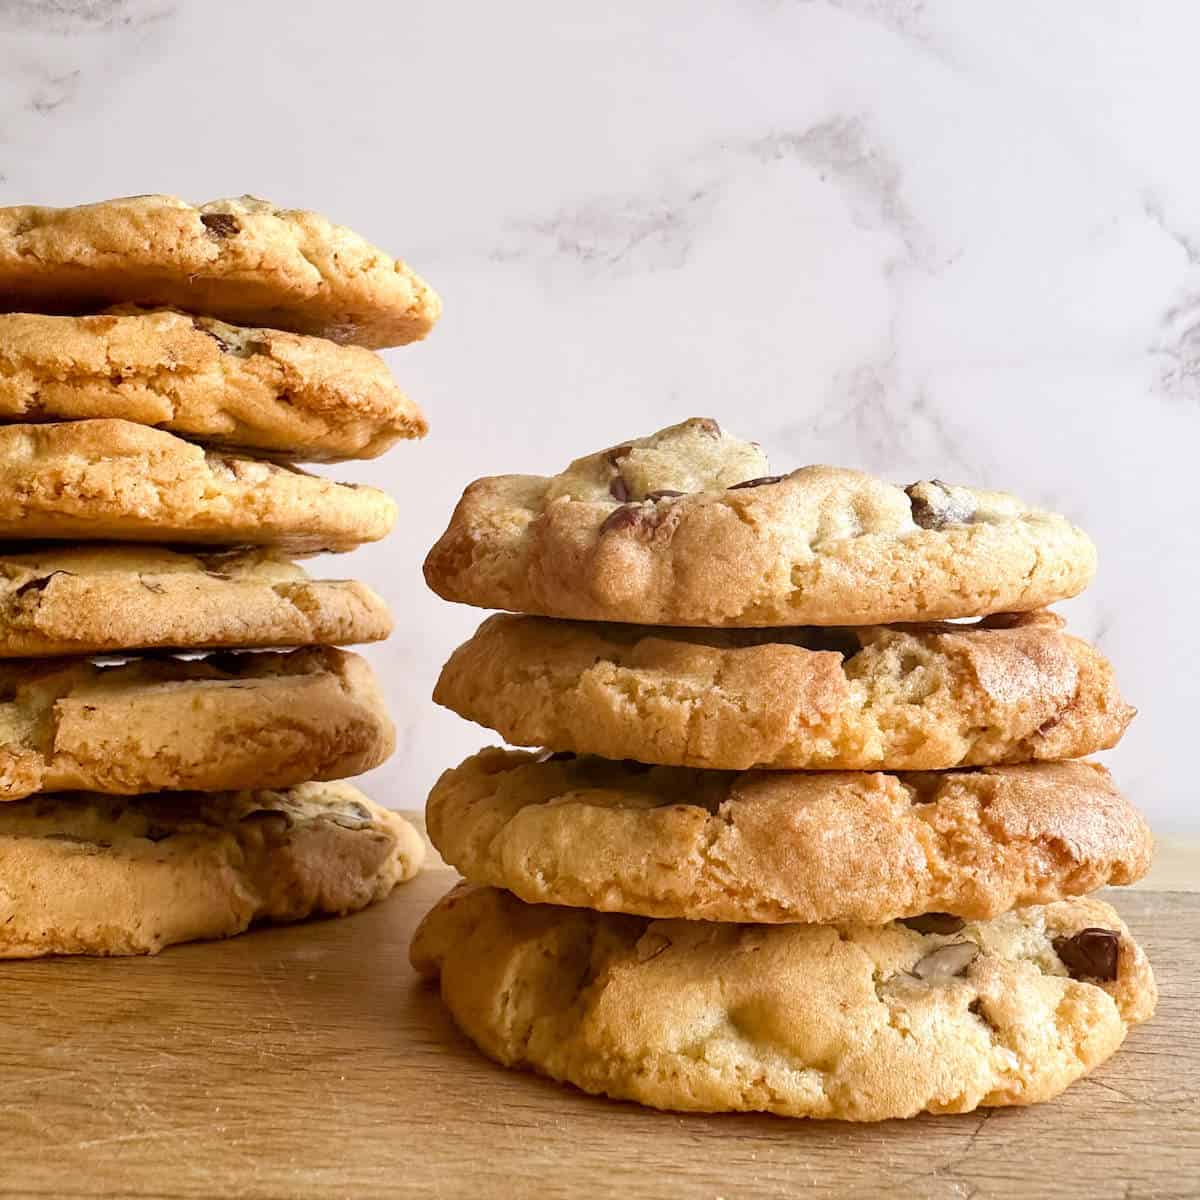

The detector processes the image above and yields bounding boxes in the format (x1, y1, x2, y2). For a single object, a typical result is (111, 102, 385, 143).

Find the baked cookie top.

(0, 419, 395, 551)
(0, 309, 426, 462)
(412, 884, 1155, 1120)
(426, 750, 1151, 924)
(0, 543, 391, 657)
(0, 782, 424, 958)
(435, 610, 1132, 771)
(0, 646, 394, 800)
(425, 418, 1097, 625)
(0, 195, 440, 349)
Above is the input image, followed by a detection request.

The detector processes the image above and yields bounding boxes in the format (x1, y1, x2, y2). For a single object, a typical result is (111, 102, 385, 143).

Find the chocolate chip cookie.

(0, 419, 394, 551)
(0, 543, 390, 657)
(425, 418, 1096, 625)
(0, 782, 423, 957)
(0, 195, 440, 349)
(0, 308, 426, 461)
(412, 883, 1155, 1120)
(0, 646, 394, 799)
(435, 609, 1132, 770)
(426, 750, 1151, 923)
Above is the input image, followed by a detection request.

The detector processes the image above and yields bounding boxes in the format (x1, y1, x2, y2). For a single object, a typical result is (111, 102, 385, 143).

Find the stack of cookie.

(0, 193, 436, 958)
(414, 417, 1156, 1122)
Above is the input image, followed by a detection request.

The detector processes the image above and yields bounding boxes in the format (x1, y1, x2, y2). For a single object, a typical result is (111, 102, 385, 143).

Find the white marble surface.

(1, 0, 1195, 832)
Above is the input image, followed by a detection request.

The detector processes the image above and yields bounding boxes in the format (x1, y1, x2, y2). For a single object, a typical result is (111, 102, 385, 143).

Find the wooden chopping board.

(0, 867, 1195, 1200)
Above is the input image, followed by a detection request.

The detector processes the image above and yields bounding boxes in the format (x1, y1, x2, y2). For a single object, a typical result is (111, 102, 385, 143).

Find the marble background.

(0, 1, 1194, 831)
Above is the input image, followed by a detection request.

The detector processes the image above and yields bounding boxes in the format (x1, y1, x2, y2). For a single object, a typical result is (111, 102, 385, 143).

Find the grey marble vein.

(0, 1, 173, 35)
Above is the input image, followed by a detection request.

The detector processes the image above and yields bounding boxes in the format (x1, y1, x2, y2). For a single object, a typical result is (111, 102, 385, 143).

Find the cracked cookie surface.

(0, 194, 440, 349)
(0, 781, 423, 957)
(411, 883, 1155, 1120)
(0, 646, 394, 799)
(0, 543, 391, 657)
(424, 418, 1096, 625)
(427, 750, 1151, 923)
(435, 610, 1132, 770)
(0, 419, 395, 551)
(0, 309, 426, 461)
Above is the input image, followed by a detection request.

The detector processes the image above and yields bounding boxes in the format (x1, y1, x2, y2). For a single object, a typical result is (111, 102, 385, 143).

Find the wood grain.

(0, 868, 1194, 1199)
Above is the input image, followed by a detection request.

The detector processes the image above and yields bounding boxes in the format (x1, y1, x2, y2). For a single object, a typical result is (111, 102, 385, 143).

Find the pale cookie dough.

(0, 543, 391, 657)
(425, 418, 1097, 625)
(0, 309, 426, 461)
(0, 782, 423, 957)
(412, 883, 1156, 1121)
(0, 419, 395, 551)
(0, 646, 394, 799)
(0, 195, 440, 348)
(435, 610, 1132, 770)
(427, 751, 1152, 923)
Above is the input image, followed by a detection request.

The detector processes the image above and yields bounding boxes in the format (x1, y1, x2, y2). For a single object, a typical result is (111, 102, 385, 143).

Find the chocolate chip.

(968, 997, 998, 1031)
(144, 825, 174, 843)
(599, 505, 642, 535)
(604, 445, 633, 468)
(14, 571, 68, 598)
(1053, 928, 1120, 982)
(646, 489, 684, 501)
(200, 212, 240, 239)
(609, 477, 631, 502)
(729, 475, 786, 491)
(139, 579, 167, 595)
(905, 480, 977, 530)
(900, 913, 966, 936)
(912, 941, 979, 981)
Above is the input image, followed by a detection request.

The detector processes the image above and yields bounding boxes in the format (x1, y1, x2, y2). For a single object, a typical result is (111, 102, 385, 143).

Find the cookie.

(427, 751, 1151, 924)
(436, 610, 1132, 771)
(0, 543, 390, 657)
(0, 782, 423, 958)
(425, 418, 1096, 625)
(0, 646, 393, 800)
(0, 419, 395, 551)
(0, 309, 426, 462)
(412, 883, 1156, 1120)
(0, 195, 440, 349)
